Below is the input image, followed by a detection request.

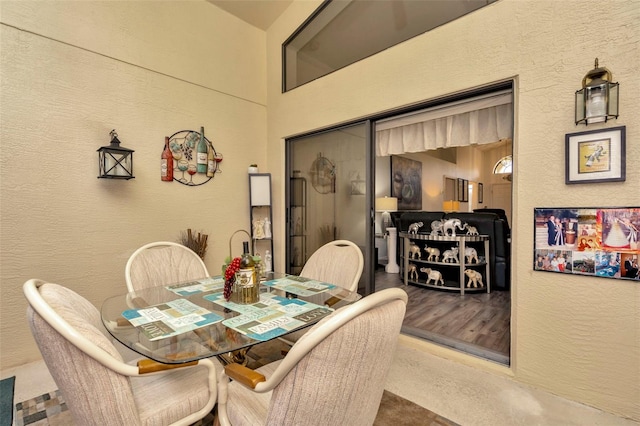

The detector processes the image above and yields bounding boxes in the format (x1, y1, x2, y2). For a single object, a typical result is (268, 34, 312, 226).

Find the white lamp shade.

(375, 197, 398, 212)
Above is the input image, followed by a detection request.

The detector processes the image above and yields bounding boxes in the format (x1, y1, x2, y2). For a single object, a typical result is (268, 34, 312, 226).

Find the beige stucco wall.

(1, 0, 638, 421)
(0, 2, 267, 368)
(265, 0, 639, 421)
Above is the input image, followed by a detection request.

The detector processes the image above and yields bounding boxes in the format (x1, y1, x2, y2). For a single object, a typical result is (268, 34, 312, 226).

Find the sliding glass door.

(284, 82, 513, 364)
(286, 122, 374, 294)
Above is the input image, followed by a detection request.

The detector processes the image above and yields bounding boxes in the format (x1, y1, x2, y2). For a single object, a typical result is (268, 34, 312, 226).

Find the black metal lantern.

(575, 58, 619, 125)
(97, 130, 135, 179)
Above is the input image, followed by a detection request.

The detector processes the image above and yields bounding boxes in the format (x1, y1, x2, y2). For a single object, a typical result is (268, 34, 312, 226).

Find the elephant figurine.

(442, 218, 467, 236)
(464, 247, 479, 264)
(420, 267, 444, 286)
(408, 222, 423, 234)
(464, 269, 484, 288)
(408, 243, 421, 259)
(466, 225, 479, 236)
(430, 220, 444, 236)
(441, 247, 459, 263)
(408, 264, 419, 281)
(424, 245, 440, 262)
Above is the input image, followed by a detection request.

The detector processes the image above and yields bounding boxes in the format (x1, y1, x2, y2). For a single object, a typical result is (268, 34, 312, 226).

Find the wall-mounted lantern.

(575, 58, 619, 125)
(97, 129, 134, 179)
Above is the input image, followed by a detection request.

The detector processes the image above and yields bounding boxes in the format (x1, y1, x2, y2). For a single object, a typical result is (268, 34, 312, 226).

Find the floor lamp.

(375, 197, 399, 273)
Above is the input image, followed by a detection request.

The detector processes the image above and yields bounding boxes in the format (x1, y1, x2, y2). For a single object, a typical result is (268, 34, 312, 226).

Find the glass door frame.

(285, 119, 376, 296)
(283, 79, 513, 365)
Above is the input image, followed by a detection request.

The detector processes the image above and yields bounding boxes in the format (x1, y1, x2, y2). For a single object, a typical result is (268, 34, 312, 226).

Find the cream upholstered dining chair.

(24, 279, 218, 426)
(299, 239, 364, 292)
(125, 241, 209, 292)
(279, 239, 364, 346)
(217, 287, 408, 426)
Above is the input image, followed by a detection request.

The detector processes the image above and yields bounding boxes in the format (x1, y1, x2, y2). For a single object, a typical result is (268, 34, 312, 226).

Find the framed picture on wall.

(565, 126, 626, 184)
(457, 178, 468, 202)
(533, 207, 639, 281)
(478, 183, 484, 204)
(463, 180, 469, 202)
(391, 156, 422, 210)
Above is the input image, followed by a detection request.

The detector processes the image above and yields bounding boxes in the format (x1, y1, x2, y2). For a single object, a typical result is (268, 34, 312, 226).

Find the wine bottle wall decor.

(164, 128, 223, 186)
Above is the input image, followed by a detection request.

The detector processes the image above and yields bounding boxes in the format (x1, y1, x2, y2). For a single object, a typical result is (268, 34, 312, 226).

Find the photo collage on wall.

(534, 207, 640, 281)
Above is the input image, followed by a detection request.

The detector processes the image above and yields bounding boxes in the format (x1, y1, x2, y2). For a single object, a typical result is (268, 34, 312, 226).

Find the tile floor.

(389, 340, 637, 426)
(3, 338, 637, 426)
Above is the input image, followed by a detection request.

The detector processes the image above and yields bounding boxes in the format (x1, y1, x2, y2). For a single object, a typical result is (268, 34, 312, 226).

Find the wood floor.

(375, 269, 511, 364)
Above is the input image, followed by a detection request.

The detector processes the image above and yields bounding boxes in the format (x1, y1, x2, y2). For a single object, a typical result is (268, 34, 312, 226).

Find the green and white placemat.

(205, 292, 333, 341)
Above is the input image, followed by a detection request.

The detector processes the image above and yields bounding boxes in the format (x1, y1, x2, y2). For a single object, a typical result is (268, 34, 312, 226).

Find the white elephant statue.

(408, 222, 423, 234)
(408, 243, 421, 259)
(464, 269, 484, 288)
(464, 247, 479, 264)
(424, 245, 440, 262)
(466, 225, 479, 236)
(442, 218, 467, 236)
(430, 220, 444, 236)
(420, 267, 444, 286)
(441, 247, 459, 263)
(408, 263, 419, 281)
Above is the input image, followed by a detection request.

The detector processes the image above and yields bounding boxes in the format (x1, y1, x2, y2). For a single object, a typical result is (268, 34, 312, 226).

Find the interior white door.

(491, 183, 512, 225)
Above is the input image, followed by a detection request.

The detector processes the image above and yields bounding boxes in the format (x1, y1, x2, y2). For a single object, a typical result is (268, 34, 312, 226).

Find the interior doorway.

(372, 83, 513, 365)
(285, 81, 514, 365)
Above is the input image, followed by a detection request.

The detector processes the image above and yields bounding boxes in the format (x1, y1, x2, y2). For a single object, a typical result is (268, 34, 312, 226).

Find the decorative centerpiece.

(223, 257, 241, 301)
(223, 241, 260, 304)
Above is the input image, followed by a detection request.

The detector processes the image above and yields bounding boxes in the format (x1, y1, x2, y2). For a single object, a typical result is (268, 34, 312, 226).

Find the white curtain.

(375, 91, 512, 156)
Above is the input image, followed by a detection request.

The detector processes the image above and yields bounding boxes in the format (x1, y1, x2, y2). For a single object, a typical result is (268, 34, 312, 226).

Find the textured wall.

(0, 2, 267, 368)
(1, 0, 638, 420)
(266, 0, 639, 420)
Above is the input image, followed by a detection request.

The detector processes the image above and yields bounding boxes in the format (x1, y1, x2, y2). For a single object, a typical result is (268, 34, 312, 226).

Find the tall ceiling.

(207, 0, 292, 31)
(207, 0, 496, 91)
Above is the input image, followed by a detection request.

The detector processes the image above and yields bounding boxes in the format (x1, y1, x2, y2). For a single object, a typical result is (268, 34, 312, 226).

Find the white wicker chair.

(24, 279, 218, 426)
(279, 239, 364, 346)
(300, 239, 364, 292)
(125, 241, 209, 292)
(217, 287, 408, 426)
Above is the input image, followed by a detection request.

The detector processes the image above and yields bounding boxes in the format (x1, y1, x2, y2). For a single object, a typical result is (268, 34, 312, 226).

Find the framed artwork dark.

(565, 126, 625, 184)
(391, 156, 422, 210)
(457, 178, 468, 202)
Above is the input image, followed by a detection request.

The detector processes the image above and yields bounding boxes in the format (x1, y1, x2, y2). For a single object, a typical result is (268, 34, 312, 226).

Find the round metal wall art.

(168, 129, 223, 186)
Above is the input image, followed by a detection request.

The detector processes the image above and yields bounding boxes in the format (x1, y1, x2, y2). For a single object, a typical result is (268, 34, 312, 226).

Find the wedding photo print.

(534, 207, 639, 281)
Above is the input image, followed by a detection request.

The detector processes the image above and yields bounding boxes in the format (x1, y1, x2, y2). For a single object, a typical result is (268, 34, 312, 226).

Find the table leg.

(217, 348, 250, 366)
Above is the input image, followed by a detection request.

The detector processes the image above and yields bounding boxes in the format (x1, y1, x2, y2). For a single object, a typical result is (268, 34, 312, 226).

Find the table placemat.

(262, 276, 336, 297)
(122, 299, 223, 341)
(165, 276, 225, 296)
(205, 292, 333, 341)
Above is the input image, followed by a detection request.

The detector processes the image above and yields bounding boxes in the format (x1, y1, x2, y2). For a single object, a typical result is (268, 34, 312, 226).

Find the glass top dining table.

(101, 272, 361, 364)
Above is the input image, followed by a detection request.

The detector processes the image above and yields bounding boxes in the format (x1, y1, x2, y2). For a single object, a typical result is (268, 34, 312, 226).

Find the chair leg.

(216, 370, 232, 426)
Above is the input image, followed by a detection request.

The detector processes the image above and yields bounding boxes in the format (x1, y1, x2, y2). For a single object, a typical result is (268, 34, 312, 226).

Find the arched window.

(493, 155, 512, 174)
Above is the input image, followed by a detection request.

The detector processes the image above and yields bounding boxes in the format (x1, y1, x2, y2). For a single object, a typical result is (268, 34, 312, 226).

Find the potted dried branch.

(179, 229, 208, 259)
